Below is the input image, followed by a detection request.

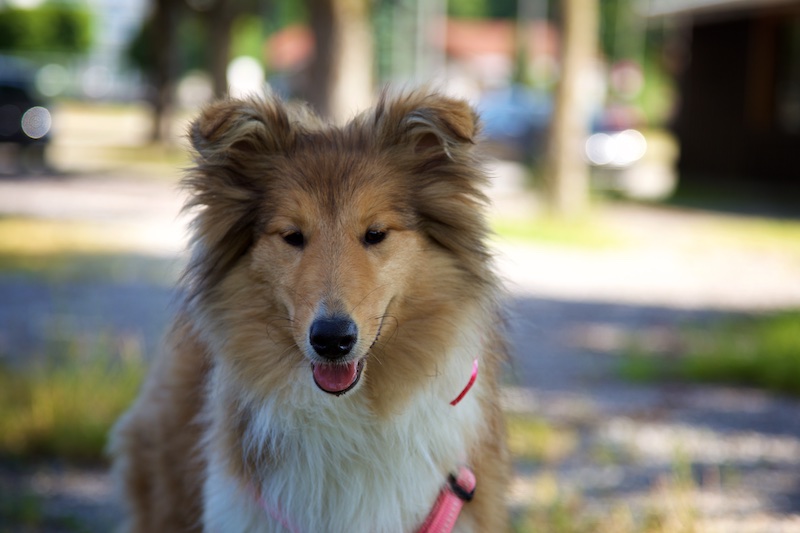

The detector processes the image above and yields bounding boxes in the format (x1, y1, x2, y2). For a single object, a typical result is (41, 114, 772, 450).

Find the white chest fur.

(202, 344, 484, 533)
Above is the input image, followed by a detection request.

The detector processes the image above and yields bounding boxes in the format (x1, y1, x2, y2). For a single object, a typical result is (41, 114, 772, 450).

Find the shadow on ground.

(2, 259, 800, 529)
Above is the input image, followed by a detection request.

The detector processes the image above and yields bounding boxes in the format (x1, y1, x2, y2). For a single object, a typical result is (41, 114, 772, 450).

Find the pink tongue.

(312, 361, 359, 393)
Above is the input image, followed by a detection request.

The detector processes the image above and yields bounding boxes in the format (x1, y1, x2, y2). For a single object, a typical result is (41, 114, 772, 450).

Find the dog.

(109, 89, 510, 532)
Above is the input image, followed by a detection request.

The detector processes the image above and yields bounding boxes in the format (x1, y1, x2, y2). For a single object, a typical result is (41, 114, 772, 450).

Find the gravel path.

(2, 173, 800, 531)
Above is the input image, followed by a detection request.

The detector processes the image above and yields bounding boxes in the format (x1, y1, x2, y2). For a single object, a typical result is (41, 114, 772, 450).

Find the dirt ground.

(1, 170, 800, 531)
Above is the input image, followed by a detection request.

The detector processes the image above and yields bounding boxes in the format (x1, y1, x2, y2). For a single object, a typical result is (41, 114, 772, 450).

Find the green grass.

(711, 217, 800, 256)
(0, 217, 180, 284)
(0, 488, 89, 533)
(0, 217, 177, 257)
(0, 333, 145, 463)
(514, 494, 601, 533)
(0, 217, 127, 255)
(492, 216, 624, 249)
(511, 459, 700, 533)
(0, 217, 162, 462)
(507, 415, 577, 464)
(506, 416, 700, 533)
(621, 310, 800, 396)
(48, 100, 191, 177)
(0, 251, 178, 285)
(0, 490, 45, 530)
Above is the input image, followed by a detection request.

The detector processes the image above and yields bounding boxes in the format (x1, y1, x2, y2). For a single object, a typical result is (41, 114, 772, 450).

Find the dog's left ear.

(373, 90, 477, 160)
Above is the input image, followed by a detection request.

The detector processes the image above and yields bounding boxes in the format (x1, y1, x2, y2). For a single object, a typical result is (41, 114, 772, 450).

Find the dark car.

(0, 56, 52, 172)
(477, 85, 552, 163)
(477, 84, 676, 199)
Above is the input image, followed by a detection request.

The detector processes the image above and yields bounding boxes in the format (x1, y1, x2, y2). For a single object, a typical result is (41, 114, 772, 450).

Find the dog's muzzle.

(308, 315, 364, 396)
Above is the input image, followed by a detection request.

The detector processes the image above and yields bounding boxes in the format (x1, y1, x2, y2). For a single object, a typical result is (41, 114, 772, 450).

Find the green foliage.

(448, 0, 488, 18)
(0, 334, 145, 463)
(0, 4, 92, 54)
(447, 0, 516, 19)
(177, 13, 210, 72)
(599, 0, 639, 62)
(268, 0, 307, 30)
(124, 14, 152, 72)
(126, 12, 208, 76)
(231, 14, 264, 59)
(622, 311, 800, 396)
(637, 50, 676, 125)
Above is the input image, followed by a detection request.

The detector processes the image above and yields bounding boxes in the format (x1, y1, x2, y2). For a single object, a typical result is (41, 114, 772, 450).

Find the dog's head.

(184, 90, 495, 410)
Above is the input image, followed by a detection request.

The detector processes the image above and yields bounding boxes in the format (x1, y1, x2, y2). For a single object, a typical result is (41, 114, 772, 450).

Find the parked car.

(0, 56, 52, 173)
(477, 85, 551, 163)
(477, 84, 676, 200)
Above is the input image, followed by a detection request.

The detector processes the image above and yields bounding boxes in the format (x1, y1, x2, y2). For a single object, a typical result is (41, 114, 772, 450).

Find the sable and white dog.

(110, 89, 509, 533)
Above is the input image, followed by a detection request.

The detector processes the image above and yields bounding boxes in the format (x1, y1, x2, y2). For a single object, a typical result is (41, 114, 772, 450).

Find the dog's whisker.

(281, 286, 316, 313)
(347, 284, 389, 316)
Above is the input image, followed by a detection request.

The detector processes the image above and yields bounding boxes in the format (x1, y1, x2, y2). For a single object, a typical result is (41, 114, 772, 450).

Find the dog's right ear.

(189, 97, 296, 160)
(183, 97, 301, 301)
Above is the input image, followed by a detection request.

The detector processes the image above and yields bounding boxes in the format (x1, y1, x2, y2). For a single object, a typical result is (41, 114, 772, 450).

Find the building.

(647, 0, 800, 195)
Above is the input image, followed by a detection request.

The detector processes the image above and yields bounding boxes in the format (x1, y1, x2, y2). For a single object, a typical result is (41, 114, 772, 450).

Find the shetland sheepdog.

(110, 89, 509, 532)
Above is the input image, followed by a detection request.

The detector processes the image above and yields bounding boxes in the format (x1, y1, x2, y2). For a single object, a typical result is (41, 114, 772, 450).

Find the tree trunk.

(544, 0, 598, 217)
(150, 0, 179, 142)
(206, 0, 235, 99)
(306, 0, 373, 123)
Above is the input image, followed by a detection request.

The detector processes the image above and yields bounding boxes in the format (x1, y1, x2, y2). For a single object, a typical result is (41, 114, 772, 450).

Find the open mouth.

(311, 359, 365, 396)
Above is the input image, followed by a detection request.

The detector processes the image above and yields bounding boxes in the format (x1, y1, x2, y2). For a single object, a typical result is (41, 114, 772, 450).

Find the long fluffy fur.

(109, 88, 509, 533)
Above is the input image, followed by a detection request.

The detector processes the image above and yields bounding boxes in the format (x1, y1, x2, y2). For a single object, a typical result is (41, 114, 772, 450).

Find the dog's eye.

(364, 229, 387, 246)
(282, 231, 305, 248)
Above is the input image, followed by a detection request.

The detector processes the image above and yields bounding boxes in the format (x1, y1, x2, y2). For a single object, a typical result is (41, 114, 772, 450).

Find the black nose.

(309, 316, 358, 359)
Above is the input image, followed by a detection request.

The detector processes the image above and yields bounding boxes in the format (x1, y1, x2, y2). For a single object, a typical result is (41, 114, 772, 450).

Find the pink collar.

(416, 466, 476, 533)
(450, 358, 479, 406)
(420, 358, 480, 533)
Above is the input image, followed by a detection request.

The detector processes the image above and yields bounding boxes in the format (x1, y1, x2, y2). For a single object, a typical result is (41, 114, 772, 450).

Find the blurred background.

(0, 0, 799, 531)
